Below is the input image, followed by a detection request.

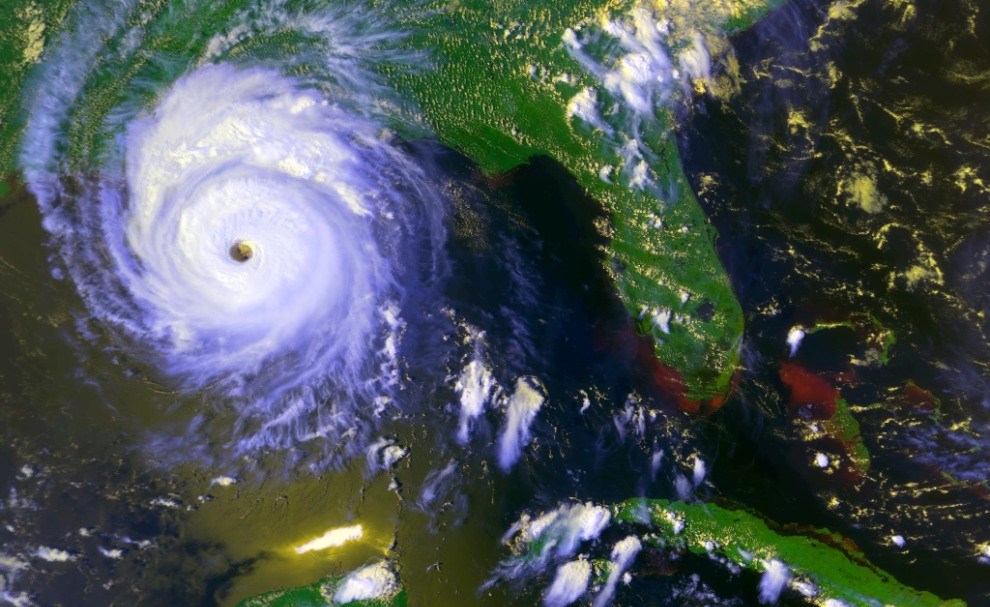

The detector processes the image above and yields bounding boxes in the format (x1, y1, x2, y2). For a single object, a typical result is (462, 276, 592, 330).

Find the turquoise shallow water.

(1, 0, 989, 605)
(0, 147, 704, 605)
(682, 0, 990, 602)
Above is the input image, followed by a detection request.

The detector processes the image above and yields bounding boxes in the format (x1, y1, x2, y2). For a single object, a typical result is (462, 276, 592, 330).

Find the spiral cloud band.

(26, 62, 446, 456)
(124, 66, 393, 393)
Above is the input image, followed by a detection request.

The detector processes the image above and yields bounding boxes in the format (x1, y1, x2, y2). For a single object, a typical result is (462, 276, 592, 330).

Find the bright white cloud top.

(23, 63, 447, 461)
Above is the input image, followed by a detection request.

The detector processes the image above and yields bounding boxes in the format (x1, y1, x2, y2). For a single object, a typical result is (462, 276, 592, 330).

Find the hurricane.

(5, 0, 988, 605)
(17, 0, 446, 462)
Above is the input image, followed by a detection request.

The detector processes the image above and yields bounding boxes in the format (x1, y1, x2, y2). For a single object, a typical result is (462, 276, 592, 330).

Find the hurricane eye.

(23, 63, 445, 458)
(230, 241, 253, 262)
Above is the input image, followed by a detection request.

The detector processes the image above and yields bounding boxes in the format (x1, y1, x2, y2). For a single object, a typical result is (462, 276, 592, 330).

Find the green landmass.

(0, 0, 75, 176)
(828, 397, 870, 472)
(614, 498, 966, 607)
(237, 573, 406, 607)
(386, 0, 788, 401)
(784, 312, 902, 471)
(802, 312, 897, 367)
(0, 0, 791, 402)
(502, 497, 964, 605)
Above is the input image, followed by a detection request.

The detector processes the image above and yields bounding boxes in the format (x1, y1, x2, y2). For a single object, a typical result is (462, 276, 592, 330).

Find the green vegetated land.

(0, 0, 74, 176)
(224, 495, 974, 607)
(0, 0, 787, 403)
(614, 498, 967, 607)
(387, 0, 787, 403)
(1, 5, 971, 607)
(237, 573, 406, 607)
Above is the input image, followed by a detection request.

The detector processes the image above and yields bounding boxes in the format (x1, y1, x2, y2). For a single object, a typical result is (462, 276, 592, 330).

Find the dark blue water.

(680, 0, 990, 603)
(3, 0, 990, 604)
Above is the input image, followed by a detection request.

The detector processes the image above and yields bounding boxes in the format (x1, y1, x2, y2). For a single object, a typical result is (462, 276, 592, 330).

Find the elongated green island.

(615, 498, 966, 607)
(498, 498, 966, 606)
(1, 2, 978, 607)
(237, 562, 406, 607)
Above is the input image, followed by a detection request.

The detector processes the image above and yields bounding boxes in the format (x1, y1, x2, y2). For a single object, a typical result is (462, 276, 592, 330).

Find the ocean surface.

(1, 0, 988, 605)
